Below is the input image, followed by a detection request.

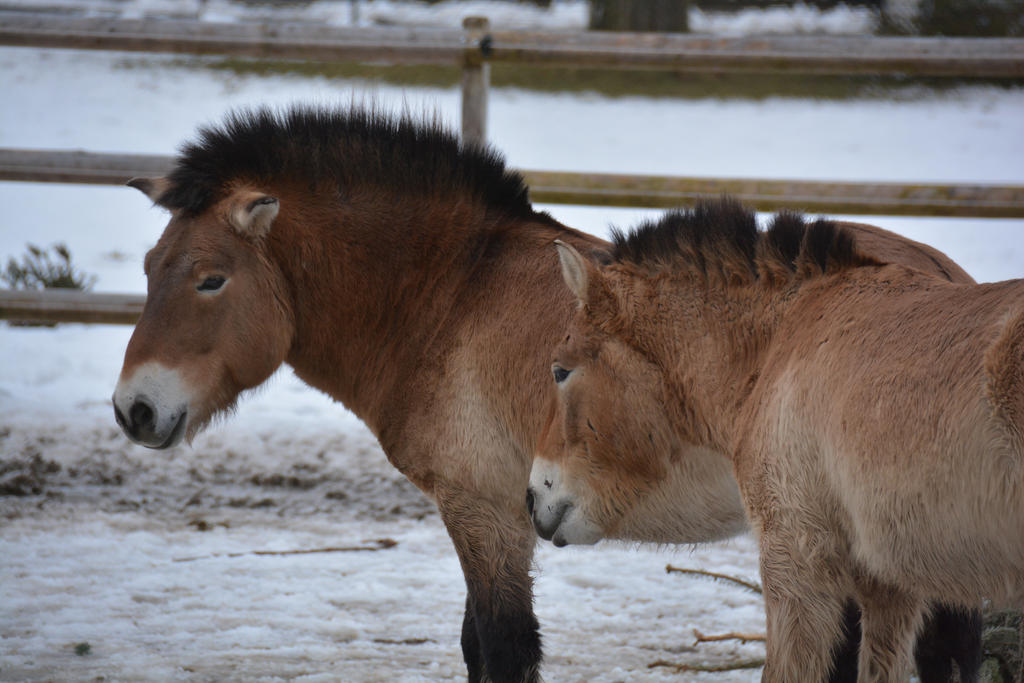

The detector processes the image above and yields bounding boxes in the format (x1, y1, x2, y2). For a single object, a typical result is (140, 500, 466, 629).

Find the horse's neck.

(274, 199, 495, 432)
(650, 280, 777, 455)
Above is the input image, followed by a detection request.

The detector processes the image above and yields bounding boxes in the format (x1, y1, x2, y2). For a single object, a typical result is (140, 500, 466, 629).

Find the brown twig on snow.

(665, 564, 763, 594)
(693, 628, 766, 645)
(172, 538, 398, 562)
(648, 657, 766, 673)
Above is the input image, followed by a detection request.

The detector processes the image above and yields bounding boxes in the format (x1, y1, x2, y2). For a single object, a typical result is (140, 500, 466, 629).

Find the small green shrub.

(983, 609, 1024, 682)
(2, 243, 96, 291)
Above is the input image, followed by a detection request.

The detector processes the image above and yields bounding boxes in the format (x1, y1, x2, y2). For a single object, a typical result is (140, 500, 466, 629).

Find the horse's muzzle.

(113, 397, 186, 449)
(526, 486, 573, 547)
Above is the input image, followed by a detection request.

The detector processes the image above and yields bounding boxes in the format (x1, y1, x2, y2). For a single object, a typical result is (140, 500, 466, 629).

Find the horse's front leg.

(460, 593, 485, 682)
(759, 542, 851, 682)
(853, 574, 924, 683)
(437, 483, 542, 683)
(748, 488, 856, 683)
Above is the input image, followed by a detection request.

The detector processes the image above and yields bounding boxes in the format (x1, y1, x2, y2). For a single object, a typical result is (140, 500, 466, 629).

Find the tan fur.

(541, 205, 1022, 681)
(532, 220, 975, 546)
(985, 307, 1024, 455)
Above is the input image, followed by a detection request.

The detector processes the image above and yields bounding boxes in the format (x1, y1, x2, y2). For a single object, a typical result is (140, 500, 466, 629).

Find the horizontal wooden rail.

(0, 288, 143, 325)
(1, 13, 1023, 77)
(0, 149, 173, 185)
(522, 171, 1024, 218)
(484, 31, 1024, 77)
(0, 13, 468, 65)
(1, 148, 1021, 218)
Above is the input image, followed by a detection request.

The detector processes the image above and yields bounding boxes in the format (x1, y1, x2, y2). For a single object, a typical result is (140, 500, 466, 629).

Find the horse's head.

(112, 178, 294, 449)
(528, 240, 684, 546)
(528, 241, 745, 546)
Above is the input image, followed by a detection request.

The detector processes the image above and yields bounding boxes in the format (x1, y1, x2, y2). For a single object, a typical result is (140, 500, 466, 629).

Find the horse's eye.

(552, 366, 571, 384)
(197, 276, 226, 292)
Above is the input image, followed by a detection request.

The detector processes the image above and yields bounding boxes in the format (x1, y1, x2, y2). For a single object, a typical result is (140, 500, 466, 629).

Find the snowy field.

(2, 1, 1024, 681)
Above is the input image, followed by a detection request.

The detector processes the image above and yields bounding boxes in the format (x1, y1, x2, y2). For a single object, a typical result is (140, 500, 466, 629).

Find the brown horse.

(529, 218, 982, 682)
(111, 105, 610, 683)
(540, 198, 1022, 681)
(530, 221, 975, 546)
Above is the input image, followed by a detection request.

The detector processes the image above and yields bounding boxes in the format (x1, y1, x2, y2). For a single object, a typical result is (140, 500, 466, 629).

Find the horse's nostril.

(531, 499, 572, 542)
(113, 402, 128, 431)
(525, 488, 535, 516)
(129, 400, 155, 430)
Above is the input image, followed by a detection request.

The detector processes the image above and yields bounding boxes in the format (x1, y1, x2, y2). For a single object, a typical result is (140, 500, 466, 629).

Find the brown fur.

(113, 106, 608, 683)
(542, 198, 1022, 682)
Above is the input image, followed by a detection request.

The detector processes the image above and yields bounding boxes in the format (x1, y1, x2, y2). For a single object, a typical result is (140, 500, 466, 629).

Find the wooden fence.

(3, 13, 1023, 76)
(1, 12, 1023, 323)
(0, 289, 143, 326)
(2, 148, 1020, 218)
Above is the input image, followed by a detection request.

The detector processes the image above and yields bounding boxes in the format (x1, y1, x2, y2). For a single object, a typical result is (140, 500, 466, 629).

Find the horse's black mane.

(156, 106, 542, 221)
(610, 197, 878, 282)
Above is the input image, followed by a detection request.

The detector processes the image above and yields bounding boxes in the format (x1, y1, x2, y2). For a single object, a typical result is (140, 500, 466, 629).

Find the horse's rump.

(765, 273, 1024, 605)
(985, 305, 1024, 456)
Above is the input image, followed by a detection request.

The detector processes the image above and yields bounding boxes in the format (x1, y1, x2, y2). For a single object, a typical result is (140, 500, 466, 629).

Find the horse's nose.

(525, 487, 536, 516)
(114, 396, 156, 441)
(531, 499, 571, 543)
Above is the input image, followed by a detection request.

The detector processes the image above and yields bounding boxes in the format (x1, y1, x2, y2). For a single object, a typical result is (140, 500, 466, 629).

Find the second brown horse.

(538, 198, 1021, 680)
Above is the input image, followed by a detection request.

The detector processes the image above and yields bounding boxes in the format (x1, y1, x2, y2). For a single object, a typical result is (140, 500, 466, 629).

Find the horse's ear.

(127, 177, 171, 204)
(554, 240, 598, 306)
(229, 194, 279, 238)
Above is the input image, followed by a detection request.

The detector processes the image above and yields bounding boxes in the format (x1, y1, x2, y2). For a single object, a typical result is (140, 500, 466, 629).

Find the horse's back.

(839, 221, 975, 285)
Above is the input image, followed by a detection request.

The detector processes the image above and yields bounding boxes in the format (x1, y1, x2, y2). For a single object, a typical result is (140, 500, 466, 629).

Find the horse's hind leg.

(438, 485, 541, 683)
(827, 600, 863, 683)
(853, 574, 925, 683)
(913, 603, 982, 683)
(833, 600, 983, 683)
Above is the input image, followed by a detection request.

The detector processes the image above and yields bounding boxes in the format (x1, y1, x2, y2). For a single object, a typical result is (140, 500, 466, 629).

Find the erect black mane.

(610, 196, 879, 283)
(156, 106, 542, 221)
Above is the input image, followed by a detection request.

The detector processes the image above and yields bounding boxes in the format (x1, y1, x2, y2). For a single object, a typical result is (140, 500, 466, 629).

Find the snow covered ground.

(1, 2, 1023, 680)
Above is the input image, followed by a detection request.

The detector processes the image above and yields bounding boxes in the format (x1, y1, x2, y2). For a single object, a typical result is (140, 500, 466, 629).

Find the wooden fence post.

(461, 16, 490, 147)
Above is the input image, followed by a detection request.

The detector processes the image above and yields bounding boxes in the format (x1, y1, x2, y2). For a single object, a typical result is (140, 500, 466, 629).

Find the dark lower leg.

(461, 595, 486, 683)
(441, 489, 542, 683)
(828, 600, 862, 683)
(914, 604, 983, 683)
(828, 599, 983, 683)
(469, 590, 541, 683)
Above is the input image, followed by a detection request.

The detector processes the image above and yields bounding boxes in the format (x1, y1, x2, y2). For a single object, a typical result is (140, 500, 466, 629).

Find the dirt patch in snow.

(0, 421, 437, 524)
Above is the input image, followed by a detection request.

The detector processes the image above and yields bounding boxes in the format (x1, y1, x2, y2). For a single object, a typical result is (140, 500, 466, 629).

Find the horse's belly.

(841, 451, 1024, 606)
